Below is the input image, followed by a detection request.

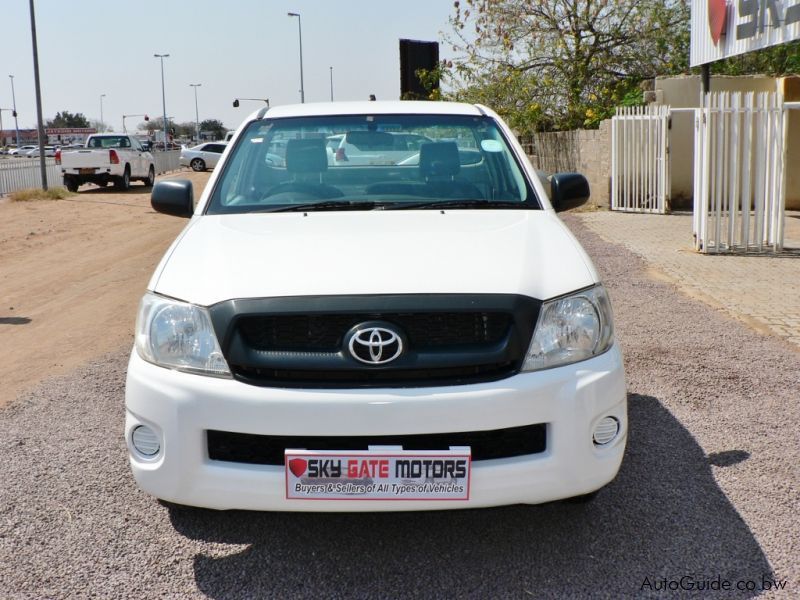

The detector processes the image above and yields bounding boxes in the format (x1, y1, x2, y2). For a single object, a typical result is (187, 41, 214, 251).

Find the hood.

(151, 210, 597, 306)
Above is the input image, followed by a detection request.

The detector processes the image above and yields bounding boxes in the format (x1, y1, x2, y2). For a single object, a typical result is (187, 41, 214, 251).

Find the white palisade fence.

(693, 92, 786, 254)
(611, 105, 670, 214)
(0, 158, 61, 196)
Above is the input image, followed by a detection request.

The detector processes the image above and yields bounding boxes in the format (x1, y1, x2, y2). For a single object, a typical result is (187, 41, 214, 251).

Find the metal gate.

(693, 92, 786, 253)
(611, 105, 670, 213)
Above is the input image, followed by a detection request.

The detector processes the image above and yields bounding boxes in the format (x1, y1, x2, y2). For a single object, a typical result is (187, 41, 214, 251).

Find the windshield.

(207, 114, 539, 214)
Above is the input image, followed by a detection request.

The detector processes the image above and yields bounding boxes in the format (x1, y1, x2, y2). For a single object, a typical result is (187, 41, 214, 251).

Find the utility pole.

(190, 83, 201, 143)
(154, 54, 169, 148)
(9, 75, 20, 147)
(28, 0, 47, 190)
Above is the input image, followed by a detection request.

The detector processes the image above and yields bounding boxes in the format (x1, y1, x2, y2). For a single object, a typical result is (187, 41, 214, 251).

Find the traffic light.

(12, 110, 17, 117)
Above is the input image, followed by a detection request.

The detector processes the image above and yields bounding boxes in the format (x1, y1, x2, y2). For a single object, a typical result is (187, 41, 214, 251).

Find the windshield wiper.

(386, 199, 527, 210)
(252, 200, 380, 213)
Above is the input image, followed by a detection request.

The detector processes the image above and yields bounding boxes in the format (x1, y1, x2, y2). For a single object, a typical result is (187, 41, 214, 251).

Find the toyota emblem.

(347, 324, 404, 365)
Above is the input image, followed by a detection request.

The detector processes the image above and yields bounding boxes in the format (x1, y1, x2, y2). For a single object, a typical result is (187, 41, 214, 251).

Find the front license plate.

(78, 168, 95, 174)
(285, 448, 471, 501)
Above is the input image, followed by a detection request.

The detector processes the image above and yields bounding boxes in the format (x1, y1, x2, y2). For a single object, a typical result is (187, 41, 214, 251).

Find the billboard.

(691, 0, 800, 66)
(399, 39, 439, 99)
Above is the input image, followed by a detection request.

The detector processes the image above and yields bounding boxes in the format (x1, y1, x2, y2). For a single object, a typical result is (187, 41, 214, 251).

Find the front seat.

(419, 142, 483, 200)
(266, 138, 343, 199)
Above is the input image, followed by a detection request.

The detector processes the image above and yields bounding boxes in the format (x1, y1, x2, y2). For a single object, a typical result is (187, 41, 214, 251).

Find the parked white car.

(179, 141, 228, 171)
(332, 131, 432, 165)
(26, 145, 57, 158)
(9, 145, 37, 157)
(127, 101, 626, 511)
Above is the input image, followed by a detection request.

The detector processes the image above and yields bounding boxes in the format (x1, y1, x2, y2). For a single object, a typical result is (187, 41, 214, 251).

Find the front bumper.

(125, 345, 627, 511)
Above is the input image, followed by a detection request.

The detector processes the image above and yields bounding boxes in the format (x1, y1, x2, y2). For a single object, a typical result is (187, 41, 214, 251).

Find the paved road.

(578, 210, 800, 349)
(0, 215, 797, 599)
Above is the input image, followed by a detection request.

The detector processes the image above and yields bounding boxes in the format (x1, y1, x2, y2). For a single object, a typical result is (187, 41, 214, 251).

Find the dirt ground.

(0, 170, 210, 407)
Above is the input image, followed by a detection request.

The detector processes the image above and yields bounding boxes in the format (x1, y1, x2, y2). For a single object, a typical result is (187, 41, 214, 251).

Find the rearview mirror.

(550, 173, 590, 212)
(151, 180, 194, 218)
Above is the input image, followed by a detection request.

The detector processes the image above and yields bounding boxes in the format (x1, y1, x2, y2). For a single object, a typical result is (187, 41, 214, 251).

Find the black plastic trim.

(207, 423, 547, 465)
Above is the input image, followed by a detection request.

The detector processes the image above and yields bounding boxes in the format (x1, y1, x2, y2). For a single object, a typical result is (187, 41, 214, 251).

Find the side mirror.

(550, 173, 590, 212)
(151, 180, 194, 217)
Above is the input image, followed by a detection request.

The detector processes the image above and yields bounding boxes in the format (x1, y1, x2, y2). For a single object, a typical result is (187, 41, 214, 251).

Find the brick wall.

(520, 119, 611, 209)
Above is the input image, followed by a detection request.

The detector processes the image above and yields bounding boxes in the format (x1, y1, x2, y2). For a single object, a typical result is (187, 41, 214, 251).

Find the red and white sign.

(691, 0, 800, 66)
(285, 448, 471, 501)
(708, 0, 727, 45)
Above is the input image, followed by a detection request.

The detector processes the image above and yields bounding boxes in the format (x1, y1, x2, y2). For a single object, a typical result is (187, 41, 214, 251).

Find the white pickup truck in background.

(57, 134, 156, 192)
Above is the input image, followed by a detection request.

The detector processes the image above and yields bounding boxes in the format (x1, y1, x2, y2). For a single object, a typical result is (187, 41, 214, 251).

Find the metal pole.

(9, 75, 20, 146)
(154, 54, 170, 149)
(288, 13, 305, 103)
(29, 0, 47, 190)
(190, 83, 201, 142)
(100, 94, 106, 131)
(330, 66, 333, 101)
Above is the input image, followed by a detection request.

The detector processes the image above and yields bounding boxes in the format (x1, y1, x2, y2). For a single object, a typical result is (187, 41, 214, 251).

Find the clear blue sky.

(2, 0, 457, 133)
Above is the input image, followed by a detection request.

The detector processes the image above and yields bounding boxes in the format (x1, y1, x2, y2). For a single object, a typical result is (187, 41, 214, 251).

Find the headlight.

(135, 292, 231, 377)
(522, 285, 614, 371)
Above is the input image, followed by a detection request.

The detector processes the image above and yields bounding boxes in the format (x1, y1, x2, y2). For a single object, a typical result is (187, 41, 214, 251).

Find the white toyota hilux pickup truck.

(126, 101, 627, 512)
(57, 133, 155, 192)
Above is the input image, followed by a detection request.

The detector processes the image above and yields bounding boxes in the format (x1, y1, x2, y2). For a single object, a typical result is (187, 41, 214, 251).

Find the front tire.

(190, 158, 206, 172)
(144, 165, 155, 187)
(115, 167, 131, 190)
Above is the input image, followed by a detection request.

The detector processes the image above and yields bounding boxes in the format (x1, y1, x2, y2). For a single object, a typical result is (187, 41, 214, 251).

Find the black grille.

(238, 312, 511, 352)
(209, 294, 541, 388)
(233, 361, 516, 388)
(207, 423, 547, 466)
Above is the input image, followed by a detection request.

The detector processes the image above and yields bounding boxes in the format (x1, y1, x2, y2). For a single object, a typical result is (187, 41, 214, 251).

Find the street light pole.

(287, 12, 305, 103)
(154, 53, 170, 148)
(9, 75, 20, 146)
(190, 83, 201, 143)
(329, 66, 333, 101)
(28, 0, 47, 190)
(100, 94, 106, 132)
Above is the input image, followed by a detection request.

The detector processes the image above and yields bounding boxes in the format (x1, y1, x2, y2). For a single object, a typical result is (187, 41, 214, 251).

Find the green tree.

(46, 111, 90, 128)
(447, 0, 690, 131)
(709, 40, 800, 76)
(174, 121, 196, 138)
(200, 119, 227, 140)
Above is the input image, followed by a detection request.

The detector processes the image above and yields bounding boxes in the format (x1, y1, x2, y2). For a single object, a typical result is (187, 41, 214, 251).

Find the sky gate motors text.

(305, 458, 468, 479)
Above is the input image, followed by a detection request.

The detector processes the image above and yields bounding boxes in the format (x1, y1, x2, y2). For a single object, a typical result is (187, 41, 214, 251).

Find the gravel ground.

(1, 214, 798, 599)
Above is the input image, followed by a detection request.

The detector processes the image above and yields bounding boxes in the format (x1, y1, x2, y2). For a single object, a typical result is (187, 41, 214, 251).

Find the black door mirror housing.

(151, 180, 194, 218)
(550, 173, 590, 212)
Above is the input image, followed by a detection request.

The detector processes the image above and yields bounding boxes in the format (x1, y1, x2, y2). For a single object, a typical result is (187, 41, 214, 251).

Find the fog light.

(132, 425, 160, 456)
(593, 417, 619, 446)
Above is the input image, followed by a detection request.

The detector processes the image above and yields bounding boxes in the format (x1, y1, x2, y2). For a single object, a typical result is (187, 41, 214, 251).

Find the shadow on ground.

(0, 316, 31, 325)
(168, 394, 773, 599)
